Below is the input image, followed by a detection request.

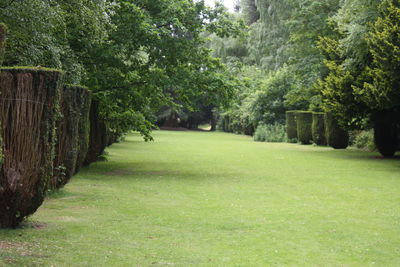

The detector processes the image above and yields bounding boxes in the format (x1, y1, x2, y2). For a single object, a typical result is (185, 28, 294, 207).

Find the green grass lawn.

(1, 130, 400, 266)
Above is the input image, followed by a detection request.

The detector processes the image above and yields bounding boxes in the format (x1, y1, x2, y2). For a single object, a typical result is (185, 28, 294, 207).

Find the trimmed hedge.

(84, 99, 109, 165)
(0, 68, 62, 228)
(0, 24, 6, 65)
(312, 112, 327, 146)
(324, 113, 349, 149)
(74, 87, 91, 173)
(52, 85, 90, 189)
(296, 111, 313, 144)
(373, 111, 398, 157)
(285, 110, 297, 142)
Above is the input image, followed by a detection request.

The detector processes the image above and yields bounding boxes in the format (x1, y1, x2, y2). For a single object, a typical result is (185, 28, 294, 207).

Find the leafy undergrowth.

(1, 131, 400, 266)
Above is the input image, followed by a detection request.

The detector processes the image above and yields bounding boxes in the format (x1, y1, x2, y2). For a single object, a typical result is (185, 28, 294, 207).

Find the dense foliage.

(212, 0, 341, 135)
(212, 0, 399, 156)
(0, 0, 242, 140)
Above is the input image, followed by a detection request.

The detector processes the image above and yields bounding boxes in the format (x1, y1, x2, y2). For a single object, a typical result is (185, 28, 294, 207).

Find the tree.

(0, 0, 243, 141)
(317, 0, 400, 156)
(241, 0, 259, 25)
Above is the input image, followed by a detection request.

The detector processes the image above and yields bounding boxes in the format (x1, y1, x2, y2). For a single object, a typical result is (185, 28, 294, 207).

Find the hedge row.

(285, 111, 297, 142)
(0, 68, 115, 228)
(285, 111, 349, 149)
(324, 112, 349, 149)
(312, 112, 326, 146)
(0, 68, 63, 227)
(296, 111, 313, 144)
(51, 85, 92, 189)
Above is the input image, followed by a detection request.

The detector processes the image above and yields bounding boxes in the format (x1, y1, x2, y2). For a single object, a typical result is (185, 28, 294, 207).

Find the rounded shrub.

(296, 111, 313, 144)
(285, 110, 297, 143)
(312, 112, 327, 145)
(324, 113, 349, 149)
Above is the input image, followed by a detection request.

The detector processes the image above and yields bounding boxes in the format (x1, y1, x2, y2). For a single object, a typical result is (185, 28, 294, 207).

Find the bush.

(84, 99, 109, 165)
(51, 85, 82, 189)
(312, 112, 327, 145)
(353, 130, 376, 151)
(52, 85, 91, 189)
(296, 111, 313, 144)
(285, 111, 297, 143)
(373, 111, 398, 157)
(75, 87, 91, 173)
(254, 123, 286, 142)
(0, 68, 63, 228)
(324, 113, 349, 149)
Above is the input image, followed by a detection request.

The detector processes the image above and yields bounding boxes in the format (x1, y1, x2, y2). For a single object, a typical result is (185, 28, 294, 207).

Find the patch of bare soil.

(0, 241, 49, 259)
(0, 241, 25, 250)
(20, 221, 48, 230)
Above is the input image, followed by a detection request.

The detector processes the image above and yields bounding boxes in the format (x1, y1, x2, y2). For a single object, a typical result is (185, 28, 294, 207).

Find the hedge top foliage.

(286, 110, 302, 114)
(0, 67, 63, 74)
(294, 110, 313, 114)
(64, 84, 89, 91)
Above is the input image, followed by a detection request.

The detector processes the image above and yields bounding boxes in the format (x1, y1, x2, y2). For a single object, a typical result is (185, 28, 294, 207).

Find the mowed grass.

(1, 130, 400, 266)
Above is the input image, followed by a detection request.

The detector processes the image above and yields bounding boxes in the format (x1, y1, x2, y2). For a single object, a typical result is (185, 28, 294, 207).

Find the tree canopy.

(0, 0, 243, 139)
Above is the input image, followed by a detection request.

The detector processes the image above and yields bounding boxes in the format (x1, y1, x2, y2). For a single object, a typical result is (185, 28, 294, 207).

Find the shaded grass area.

(1, 130, 400, 266)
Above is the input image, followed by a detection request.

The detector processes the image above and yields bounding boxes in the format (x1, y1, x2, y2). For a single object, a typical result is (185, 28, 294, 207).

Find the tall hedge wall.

(75, 87, 91, 173)
(324, 113, 349, 149)
(52, 85, 89, 189)
(285, 111, 297, 142)
(84, 99, 109, 165)
(0, 68, 62, 228)
(0, 24, 6, 66)
(312, 112, 327, 146)
(296, 111, 313, 144)
(373, 110, 398, 157)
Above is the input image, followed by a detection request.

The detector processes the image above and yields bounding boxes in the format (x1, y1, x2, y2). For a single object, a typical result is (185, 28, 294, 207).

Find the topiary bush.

(324, 113, 349, 149)
(52, 85, 90, 189)
(0, 67, 63, 228)
(285, 110, 297, 143)
(84, 99, 109, 165)
(373, 111, 398, 157)
(312, 112, 327, 145)
(253, 123, 286, 142)
(74, 87, 91, 173)
(0, 24, 6, 66)
(296, 111, 313, 144)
